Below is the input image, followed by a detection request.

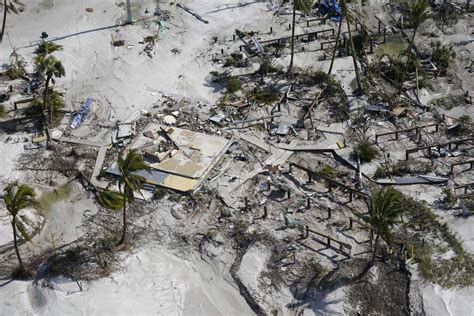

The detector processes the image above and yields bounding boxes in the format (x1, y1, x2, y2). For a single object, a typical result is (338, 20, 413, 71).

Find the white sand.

(0, 245, 252, 315)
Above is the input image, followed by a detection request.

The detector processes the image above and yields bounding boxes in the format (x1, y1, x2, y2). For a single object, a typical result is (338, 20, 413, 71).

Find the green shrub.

(354, 139, 379, 162)
(257, 55, 278, 76)
(441, 187, 458, 208)
(431, 40, 456, 70)
(24, 89, 64, 119)
(0, 105, 6, 118)
(374, 160, 433, 179)
(227, 77, 241, 93)
(249, 88, 277, 104)
(316, 164, 336, 178)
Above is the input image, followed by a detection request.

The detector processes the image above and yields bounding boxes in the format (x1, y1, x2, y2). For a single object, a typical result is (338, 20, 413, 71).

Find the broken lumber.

(177, 4, 209, 24)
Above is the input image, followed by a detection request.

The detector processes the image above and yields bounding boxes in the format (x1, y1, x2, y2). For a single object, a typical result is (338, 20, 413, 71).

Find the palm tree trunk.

(288, 0, 297, 74)
(43, 74, 51, 125)
(12, 219, 25, 273)
(126, 0, 132, 24)
(118, 201, 127, 245)
(328, 14, 343, 75)
(371, 231, 380, 264)
(1, 0, 7, 43)
(346, 13, 362, 93)
(397, 28, 417, 99)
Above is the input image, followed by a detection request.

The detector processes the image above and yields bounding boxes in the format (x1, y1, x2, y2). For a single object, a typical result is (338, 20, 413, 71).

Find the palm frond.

(14, 217, 31, 242)
(98, 190, 125, 210)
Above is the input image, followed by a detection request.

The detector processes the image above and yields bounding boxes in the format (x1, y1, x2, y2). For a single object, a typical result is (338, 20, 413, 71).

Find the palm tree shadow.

(204, 1, 268, 14)
(20, 23, 126, 49)
(0, 279, 14, 287)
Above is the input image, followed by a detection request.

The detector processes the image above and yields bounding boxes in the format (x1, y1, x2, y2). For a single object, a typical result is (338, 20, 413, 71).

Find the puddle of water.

(38, 185, 71, 214)
(375, 35, 408, 60)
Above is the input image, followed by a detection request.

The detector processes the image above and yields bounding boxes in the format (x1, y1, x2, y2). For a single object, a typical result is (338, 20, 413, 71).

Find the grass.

(315, 164, 336, 178)
(227, 77, 241, 93)
(374, 160, 432, 179)
(401, 196, 474, 288)
(441, 187, 458, 208)
(0, 105, 6, 118)
(248, 87, 278, 104)
(354, 139, 379, 162)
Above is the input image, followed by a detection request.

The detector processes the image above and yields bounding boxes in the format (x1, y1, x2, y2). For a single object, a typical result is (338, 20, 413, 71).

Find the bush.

(354, 139, 379, 162)
(24, 89, 64, 119)
(249, 88, 278, 104)
(6, 50, 26, 80)
(459, 114, 472, 134)
(431, 40, 455, 71)
(257, 55, 278, 77)
(227, 77, 241, 93)
(0, 105, 6, 118)
(441, 187, 458, 208)
(316, 164, 336, 178)
(374, 160, 433, 179)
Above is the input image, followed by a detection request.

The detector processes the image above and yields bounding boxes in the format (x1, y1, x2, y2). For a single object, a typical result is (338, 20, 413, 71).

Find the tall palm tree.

(288, 0, 313, 73)
(366, 187, 403, 264)
(344, 1, 362, 94)
(328, 3, 344, 75)
(0, 0, 21, 44)
(3, 182, 38, 274)
(114, 149, 150, 245)
(397, 0, 430, 98)
(126, 0, 132, 24)
(34, 42, 65, 125)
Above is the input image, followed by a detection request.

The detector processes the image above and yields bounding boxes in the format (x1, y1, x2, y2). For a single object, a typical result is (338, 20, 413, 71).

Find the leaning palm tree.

(288, 0, 313, 73)
(327, 2, 344, 75)
(397, 0, 430, 98)
(3, 182, 38, 275)
(344, 1, 362, 93)
(0, 0, 22, 43)
(34, 42, 65, 125)
(365, 187, 404, 264)
(113, 149, 150, 245)
(126, 0, 132, 24)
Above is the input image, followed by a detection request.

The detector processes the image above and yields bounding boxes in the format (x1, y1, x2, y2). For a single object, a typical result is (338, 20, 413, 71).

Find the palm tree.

(397, 0, 430, 98)
(288, 0, 313, 73)
(328, 3, 344, 75)
(126, 0, 132, 24)
(366, 187, 403, 264)
(113, 149, 150, 245)
(34, 42, 65, 125)
(3, 182, 38, 274)
(344, 1, 362, 94)
(0, 0, 21, 44)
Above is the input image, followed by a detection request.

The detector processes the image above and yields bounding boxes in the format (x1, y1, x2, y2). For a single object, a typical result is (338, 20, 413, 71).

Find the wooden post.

(221, 48, 224, 54)
(327, 237, 331, 247)
(378, 20, 382, 34)
(327, 207, 331, 219)
(306, 197, 311, 209)
(270, 27, 273, 34)
(348, 191, 353, 203)
(370, 40, 374, 54)
(233, 34, 236, 41)
(263, 206, 268, 219)
(287, 190, 291, 199)
(307, 171, 313, 184)
(349, 218, 353, 230)
(244, 197, 248, 210)
(289, 163, 293, 173)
